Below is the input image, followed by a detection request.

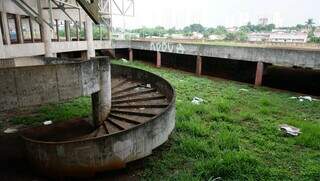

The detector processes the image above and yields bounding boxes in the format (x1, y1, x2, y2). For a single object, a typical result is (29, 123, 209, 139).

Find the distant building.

(259, 18, 269, 26)
(227, 27, 238, 32)
(314, 31, 320, 38)
(208, 34, 225, 40)
(170, 34, 186, 39)
(191, 32, 204, 39)
(269, 32, 308, 43)
(272, 28, 290, 33)
(248, 32, 270, 42)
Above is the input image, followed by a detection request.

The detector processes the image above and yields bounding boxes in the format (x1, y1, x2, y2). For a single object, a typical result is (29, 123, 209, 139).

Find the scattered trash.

(290, 96, 317, 102)
(239, 88, 249, 92)
(121, 58, 128, 63)
(191, 97, 204, 105)
(4, 128, 18, 134)
(279, 124, 301, 136)
(146, 84, 152, 88)
(43, 120, 53, 125)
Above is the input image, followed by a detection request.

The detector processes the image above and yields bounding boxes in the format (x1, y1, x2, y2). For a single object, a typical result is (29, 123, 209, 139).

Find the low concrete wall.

(0, 59, 100, 111)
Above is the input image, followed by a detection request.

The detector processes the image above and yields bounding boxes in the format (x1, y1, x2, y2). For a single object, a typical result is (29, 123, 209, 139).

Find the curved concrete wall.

(0, 59, 100, 111)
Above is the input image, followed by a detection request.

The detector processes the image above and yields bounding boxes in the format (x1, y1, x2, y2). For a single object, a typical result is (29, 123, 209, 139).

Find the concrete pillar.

(196, 55, 202, 76)
(85, 15, 95, 59)
(15, 15, 23, 44)
(91, 57, 111, 127)
(65, 20, 71, 41)
(107, 49, 116, 58)
(156, 51, 161, 68)
(255, 61, 264, 86)
(1, 12, 10, 45)
(38, 0, 54, 57)
(129, 48, 133, 61)
(0, 19, 3, 46)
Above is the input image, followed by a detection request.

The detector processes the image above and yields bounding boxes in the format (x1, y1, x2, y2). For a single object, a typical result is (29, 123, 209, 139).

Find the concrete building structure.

(269, 32, 308, 43)
(0, 0, 320, 88)
(248, 32, 270, 42)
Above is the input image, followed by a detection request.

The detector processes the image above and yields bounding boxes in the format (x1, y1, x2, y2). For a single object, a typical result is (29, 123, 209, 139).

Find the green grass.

(5, 60, 320, 180)
(9, 97, 91, 126)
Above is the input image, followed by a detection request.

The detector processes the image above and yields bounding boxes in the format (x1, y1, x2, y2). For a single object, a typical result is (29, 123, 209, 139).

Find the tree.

(183, 24, 205, 34)
(305, 18, 315, 30)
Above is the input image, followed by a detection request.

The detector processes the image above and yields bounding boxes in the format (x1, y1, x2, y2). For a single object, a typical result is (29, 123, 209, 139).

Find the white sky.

(112, 0, 320, 29)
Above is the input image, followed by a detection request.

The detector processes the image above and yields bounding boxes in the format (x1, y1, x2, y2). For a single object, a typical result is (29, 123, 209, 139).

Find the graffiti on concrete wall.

(150, 41, 185, 54)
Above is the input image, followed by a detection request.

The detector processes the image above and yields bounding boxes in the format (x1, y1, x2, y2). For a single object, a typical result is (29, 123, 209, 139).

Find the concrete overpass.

(112, 40, 320, 86)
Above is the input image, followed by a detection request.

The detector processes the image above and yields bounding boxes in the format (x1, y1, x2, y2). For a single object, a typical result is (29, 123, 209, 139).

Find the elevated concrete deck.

(112, 40, 320, 70)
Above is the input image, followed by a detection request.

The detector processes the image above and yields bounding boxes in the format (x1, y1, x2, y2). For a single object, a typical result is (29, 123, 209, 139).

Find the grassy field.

(4, 60, 320, 180)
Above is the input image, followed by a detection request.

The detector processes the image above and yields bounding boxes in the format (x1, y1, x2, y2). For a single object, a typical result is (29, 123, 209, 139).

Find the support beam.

(196, 55, 202, 76)
(0, 18, 3, 46)
(129, 48, 133, 61)
(255, 61, 264, 86)
(91, 57, 111, 128)
(38, 0, 54, 57)
(1, 12, 10, 45)
(15, 14, 23, 44)
(156, 51, 161, 68)
(85, 15, 95, 59)
(65, 20, 71, 41)
(107, 49, 116, 59)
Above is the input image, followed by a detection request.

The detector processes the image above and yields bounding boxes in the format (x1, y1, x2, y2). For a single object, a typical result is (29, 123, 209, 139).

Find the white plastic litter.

(146, 84, 152, 88)
(279, 124, 301, 136)
(239, 88, 249, 92)
(4, 128, 18, 134)
(191, 97, 204, 105)
(121, 58, 128, 63)
(290, 96, 317, 102)
(43, 120, 53, 125)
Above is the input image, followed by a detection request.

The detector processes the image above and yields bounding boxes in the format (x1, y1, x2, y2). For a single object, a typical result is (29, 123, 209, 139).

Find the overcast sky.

(112, 0, 320, 29)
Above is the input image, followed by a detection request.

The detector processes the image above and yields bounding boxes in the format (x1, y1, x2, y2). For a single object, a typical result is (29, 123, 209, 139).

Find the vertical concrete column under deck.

(196, 55, 202, 76)
(156, 51, 161, 68)
(91, 57, 112, 127)
(0, 19, 3, 46)
(38, 0, 54, 57)
(129, 48, 133, 61)
(255, 61, 264, 86)
(15, 15, 23, 44)
(65, 20, 71, 41)
(1, 11, 10, 45)
(85, 15, 95, 59)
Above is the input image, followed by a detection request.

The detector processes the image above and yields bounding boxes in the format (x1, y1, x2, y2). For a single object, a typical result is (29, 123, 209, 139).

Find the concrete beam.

(91, 57, 111, 127)
(156, 51, 161, 68)
(1, 12, 10, 45)
(196, 55, 202, 76)
(129, 48, 133, 61)
(85, 15, 95, 59)
(15, 14, 23, 44)
(65, 20, 71, 41)
(0, 18, 3, 46)
(255, 61, 264, 86)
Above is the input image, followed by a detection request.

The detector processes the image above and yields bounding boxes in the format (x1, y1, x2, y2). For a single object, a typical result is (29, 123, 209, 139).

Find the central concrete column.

(1, 11, 10, 45)
(156, 51, 161, 68)
(91, 57, 111, 127)
(15, 15, 23, 44)
(0, 20, 3, 46)
(85, 15, 95, 59)
(129, 48, 133, 61)
(196, 55, 202, 76)
(255, 61, 264, 86)
(38, 0, 55, 57)
(65, 20, 71, 41)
